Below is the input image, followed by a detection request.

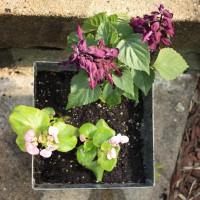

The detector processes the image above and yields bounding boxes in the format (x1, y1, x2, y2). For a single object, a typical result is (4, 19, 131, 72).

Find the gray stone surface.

(0, 1, 200, 52)
(0, 49, 199, 200)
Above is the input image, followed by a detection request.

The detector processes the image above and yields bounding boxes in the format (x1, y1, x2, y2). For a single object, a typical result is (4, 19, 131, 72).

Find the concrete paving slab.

(0, 49, 199, 200)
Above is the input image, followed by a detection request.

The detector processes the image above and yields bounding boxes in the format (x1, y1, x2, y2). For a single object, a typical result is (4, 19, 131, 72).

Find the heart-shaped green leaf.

(131, 68, 154, 96)
(102, 83, 122, 108)
(82, 12, 107, 33)
(153, 48, 189, 80)
(66, 70, 102, 109)
(96, 21, 119, 46)
(116, 36, 150, 73)
(113, 67, 134, 94)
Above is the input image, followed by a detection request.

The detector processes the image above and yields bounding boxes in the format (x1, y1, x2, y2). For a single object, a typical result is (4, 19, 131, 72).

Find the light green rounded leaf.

(96, 119, 115, 135)
(76, 145, 97, 166)
(9, 105, 50, 137)
(54, 122, 78, 152)
(79, 123, 97, 139)
(98, 147, 120, 171)
(42, 107, 55, 119)
(101, 141, 112, 151)
(116, 37, 150, 73)
(153, 48, 189, 80)
(93, 127, 115, 147)
(84, 140, 94, 151)
(16, 135, 26, 152)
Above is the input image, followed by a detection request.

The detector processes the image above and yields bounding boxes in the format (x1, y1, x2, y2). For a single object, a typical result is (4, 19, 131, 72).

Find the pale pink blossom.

(47, 145, 59, 151)
(109, 134, 121, 146)
(107, 148, 117, 160)
(26, 143, 39, 155)
(48, 126, 59, 143)
(120, 136, 129, 144)
(24, 130, 35, 142)
(79, 134, 86, 142)
(40, 149, 52, 158)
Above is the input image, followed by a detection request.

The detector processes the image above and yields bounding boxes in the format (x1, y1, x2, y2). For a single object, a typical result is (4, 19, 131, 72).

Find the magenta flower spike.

(60, 26, 121, 89)
(130, 4, 174, 52)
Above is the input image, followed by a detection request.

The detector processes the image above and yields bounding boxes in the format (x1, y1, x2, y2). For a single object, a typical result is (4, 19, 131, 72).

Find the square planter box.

(32, 61, 154, 189)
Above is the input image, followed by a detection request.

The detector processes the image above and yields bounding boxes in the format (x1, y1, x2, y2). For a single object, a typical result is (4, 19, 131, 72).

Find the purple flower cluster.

(130, 4, 174, 52)
(61, 26, 122, 89)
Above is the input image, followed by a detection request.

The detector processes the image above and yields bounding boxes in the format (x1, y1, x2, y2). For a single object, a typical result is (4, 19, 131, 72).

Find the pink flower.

(79, 134, 86, 142)
(47, 144, 59, 151)
(24, 130, 35, 142)
(40, 149, 52, 158)
(48, 126, 59, 143)
(107, 148, 117, 160)
(26, 143, 39, 155)
(120, 136, 129, 144)
(109, 134, 121, 146)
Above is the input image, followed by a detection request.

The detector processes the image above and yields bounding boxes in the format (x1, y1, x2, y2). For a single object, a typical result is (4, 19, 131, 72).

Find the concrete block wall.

(0, 0, 200, 52)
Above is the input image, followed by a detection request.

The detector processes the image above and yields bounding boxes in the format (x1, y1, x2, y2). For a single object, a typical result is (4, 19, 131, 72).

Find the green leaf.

(153, 48, 189, 80)
(98, 147, 120, 171)
(82, 12, 107, 33)
(122, 84, 139, 102)
(102, 83, 122, 108)
(9, 105, 50, 136)
(101, 141, 112, 151)
(66, 70, 102, 109)
(96, 21, 119, 46)
(113, 67, 134, 94)
(67, 32, 97, 53)
(86, 161, 104, 182)
(42, 107, 55, 119)
(115, 22, 133, 39)
(54, 122, 78, 152)
(108, 14, 118, 22)
(16, 135, 26, 152)
(84, 140, 94, 151)
(66, 31, 78, 52)
(79, 123, 97, 139)
(116, 37, 150, 73)
(116, 13, 130, 23)
(96, 119, 115, 135)
(93, 127, 114, 147)
(76, 145, 97, 166)
(131, 69, 154, 96)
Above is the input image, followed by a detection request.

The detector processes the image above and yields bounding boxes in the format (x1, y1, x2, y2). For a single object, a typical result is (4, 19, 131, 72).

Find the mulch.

(169, 78, 200, 200)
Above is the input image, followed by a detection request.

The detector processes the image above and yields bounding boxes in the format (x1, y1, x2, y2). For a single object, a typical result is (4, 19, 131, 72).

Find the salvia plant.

(60, 4, 188, 109)
(9, 4, 189, 183)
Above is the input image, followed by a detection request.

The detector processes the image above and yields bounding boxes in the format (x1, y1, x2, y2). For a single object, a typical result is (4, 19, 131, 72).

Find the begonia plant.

(76, 119, 129, 182)
(60, 4, 188, 109)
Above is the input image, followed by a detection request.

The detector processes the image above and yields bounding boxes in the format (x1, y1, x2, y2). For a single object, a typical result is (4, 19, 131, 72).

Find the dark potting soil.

(34, 70, 147, 184)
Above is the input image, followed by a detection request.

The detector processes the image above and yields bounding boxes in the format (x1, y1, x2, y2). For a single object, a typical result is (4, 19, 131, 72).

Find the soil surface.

(34, 70, 146, 185)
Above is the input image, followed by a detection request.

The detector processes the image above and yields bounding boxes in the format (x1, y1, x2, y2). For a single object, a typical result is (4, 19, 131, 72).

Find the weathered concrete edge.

(0, 14, 200, 53)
